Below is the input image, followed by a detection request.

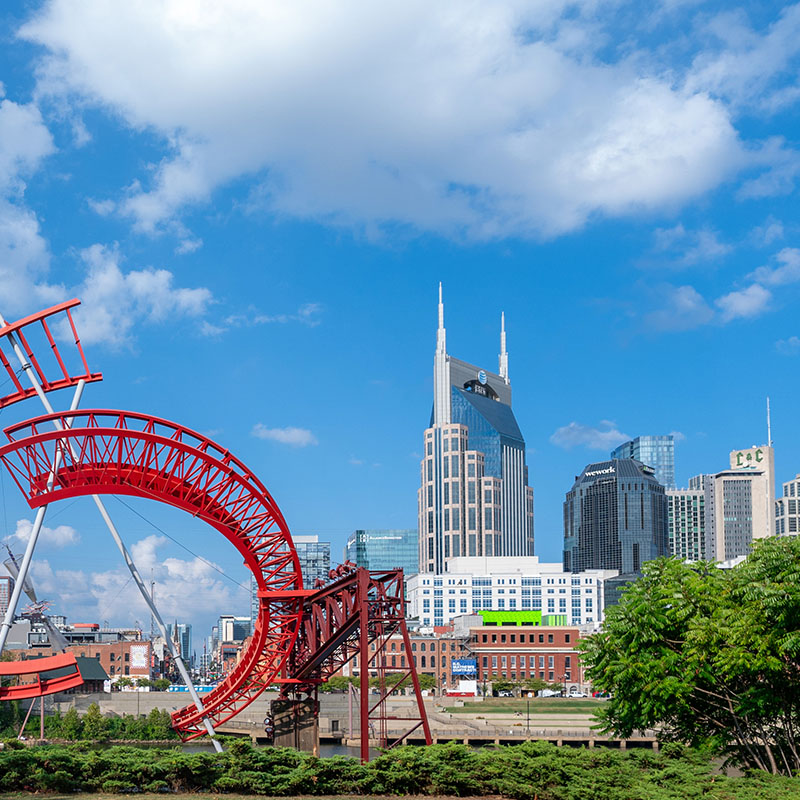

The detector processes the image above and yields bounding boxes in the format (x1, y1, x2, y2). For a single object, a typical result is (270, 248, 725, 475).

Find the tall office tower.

(251, 534, 330, 621)
(0, 575, 14, 616)
(666, 488, 706, 561)
(294, 535, 331, 589)
(611, 435, 676, 489)
(167, 622, 193, 667)
(418, 286, 534, 573)
(346, 529, 419, 574)
(704, 445, 775, 562)
(563, 459, 668, 574)
(775, 473, 800, 535)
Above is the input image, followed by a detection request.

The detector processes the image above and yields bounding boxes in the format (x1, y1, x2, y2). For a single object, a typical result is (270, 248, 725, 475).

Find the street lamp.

(562, 673, 568, 697)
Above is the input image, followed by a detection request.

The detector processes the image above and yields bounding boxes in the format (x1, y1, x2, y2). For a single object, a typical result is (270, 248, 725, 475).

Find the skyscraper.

(563, 459, 668, 574)
(666, 487, 706, 561)
(776, 473, 800, 536)
(704, 445, 775, 562)
(611, 435, 676, 489)
(0, 575, 14, 616)
(418, 286, 534, 573)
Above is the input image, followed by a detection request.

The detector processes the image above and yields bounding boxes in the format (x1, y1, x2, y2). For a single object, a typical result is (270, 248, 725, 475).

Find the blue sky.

(1, 1, 799, 643)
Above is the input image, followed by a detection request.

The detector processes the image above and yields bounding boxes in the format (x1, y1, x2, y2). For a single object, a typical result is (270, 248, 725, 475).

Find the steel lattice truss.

(0, 409, 304, 740)
(277, 567, 432, 759)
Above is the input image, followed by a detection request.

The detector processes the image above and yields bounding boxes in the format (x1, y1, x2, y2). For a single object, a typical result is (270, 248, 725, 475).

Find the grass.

(443, 697, 603, 714)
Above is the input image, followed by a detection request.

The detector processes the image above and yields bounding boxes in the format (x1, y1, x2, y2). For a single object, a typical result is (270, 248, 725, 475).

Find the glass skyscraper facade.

(419, 287, 534, 573)
(563, 459, 668, 574)
(611, 435, 675, 490)
(666, 488, 706, 561)
(345, 529, 418, 575)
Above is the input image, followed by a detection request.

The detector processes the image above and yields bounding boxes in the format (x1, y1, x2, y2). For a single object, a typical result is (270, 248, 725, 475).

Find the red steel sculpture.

(0, 301, 431, 756)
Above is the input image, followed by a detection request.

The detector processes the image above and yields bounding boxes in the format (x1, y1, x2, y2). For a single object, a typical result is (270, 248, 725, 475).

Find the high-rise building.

(611, 435, 676, 490)
(563, 459, 668, 574)
(776, 473, 800, 536)
(0, 575, 14, 616)
(704, 445, 775, 562)
(250, 535, 331, 626)
(666, 487, 706, 561)
(167, 622, 192, 667)
(293, 535, 331, 589)
(345, 529, 418, 575)
(418, 286, 534, 573)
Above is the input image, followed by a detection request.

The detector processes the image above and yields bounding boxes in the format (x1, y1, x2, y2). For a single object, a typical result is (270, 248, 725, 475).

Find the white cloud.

(645, 284, 715, 331)
(750, 217, 784, 246)
(251, 423, 318, 447)
(748, 248, 800, 286)
(651, 224, 731, 266)
(6, 517, 80, 549)
(29, 534, 241, 626)
(669, 430, 687, 443)
(550, 421, 630, 451)
(687, 6, 800, 112)
(0, 94, 55, 194)
(18, 1, 746, 239)
(0, 242, 214, 348)
(776, 336, 800, 355)
(715, 283, 772, 321)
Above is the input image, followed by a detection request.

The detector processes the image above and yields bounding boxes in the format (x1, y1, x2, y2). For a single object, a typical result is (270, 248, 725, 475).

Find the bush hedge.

(0, 739, 797, 799)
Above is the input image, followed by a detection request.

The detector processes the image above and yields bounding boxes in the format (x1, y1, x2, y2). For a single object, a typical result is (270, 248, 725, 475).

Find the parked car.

(496, 689, 514, 697)
(568, 690, 588, 697)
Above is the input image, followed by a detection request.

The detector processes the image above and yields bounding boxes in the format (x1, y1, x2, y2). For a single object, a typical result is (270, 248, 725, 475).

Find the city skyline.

(0, 1, 799, 636)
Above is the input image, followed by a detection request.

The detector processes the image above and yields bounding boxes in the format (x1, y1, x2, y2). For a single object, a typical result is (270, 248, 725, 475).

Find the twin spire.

(436, 283, 509, 383)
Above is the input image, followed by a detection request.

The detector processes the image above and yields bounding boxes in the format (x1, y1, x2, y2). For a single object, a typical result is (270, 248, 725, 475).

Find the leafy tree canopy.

(579, 537, 800, 775)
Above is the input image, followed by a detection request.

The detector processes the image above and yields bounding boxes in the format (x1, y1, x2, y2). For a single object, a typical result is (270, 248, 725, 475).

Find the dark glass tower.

(563, 459, 668, 574)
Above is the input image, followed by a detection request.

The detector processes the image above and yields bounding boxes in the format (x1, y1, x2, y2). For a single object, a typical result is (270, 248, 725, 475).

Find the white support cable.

(0, 312, 222, 752)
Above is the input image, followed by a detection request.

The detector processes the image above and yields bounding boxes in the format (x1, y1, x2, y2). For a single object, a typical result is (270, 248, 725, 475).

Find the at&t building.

(418, 286, 534, 574)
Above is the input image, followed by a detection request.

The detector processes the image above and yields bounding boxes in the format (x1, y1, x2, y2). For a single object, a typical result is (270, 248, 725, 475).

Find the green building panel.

(479, 610, 542, 626)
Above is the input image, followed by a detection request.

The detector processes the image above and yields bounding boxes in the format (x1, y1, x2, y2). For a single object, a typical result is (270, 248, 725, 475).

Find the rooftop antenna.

(767, 396, 772, 447)
(499, 312, 509, 384)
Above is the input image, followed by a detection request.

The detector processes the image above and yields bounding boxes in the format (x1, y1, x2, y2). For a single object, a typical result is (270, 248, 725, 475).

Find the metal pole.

(40, 692, 44, 740)
(358, 569, 370, 762)
(0, 313, 223, 751)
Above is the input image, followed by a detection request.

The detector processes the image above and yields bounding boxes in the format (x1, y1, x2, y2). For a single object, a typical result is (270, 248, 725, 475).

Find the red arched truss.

(0, 409, 303, 740)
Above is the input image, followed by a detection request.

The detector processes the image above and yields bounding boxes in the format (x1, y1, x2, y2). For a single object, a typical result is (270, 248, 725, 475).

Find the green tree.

(368, 672, 436, 692)
(60, 706, 83, 739)
(146, 708, 174, 739)
(320, 675, 360, 692)
(152, 678, 170, 691)
(82, 702, 109, 740)
(487, 674, 515, 694)
(521, 677, 548, 693)
(580, 539, 800, 776)
(115, 676, 133, 689)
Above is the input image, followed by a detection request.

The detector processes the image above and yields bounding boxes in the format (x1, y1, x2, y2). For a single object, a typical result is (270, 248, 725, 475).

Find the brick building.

(469, 625, 582, 690)
(16, 640, 152, 682)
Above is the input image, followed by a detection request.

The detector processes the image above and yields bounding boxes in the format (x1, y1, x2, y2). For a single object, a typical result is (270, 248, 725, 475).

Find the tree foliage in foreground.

(579, 536, 800, 776)
(0, 740, 797, 799)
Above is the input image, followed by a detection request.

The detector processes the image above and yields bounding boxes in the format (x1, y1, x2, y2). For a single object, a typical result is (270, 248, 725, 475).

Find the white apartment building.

(775, 473, 800, 536)
(407, 556, 617, 628)
(666, 487, 706, 561)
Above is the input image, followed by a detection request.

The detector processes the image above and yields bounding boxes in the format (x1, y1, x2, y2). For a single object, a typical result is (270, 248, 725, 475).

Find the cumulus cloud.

(645, 284, 715, 331)
(6, 517, 80, 549)
(651, 223, 731, 267)
(776, 336, 800, 355)
(748, 247, 800, 286)
(550, 421, 630, 451)
(18, 1, 748, 239)
(0, 242, 213, 348)
(715, 283, 772, 321)
(251, 424, 318, 447)
(29, 534, 242, 627)
(686, 6, 800, 112)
